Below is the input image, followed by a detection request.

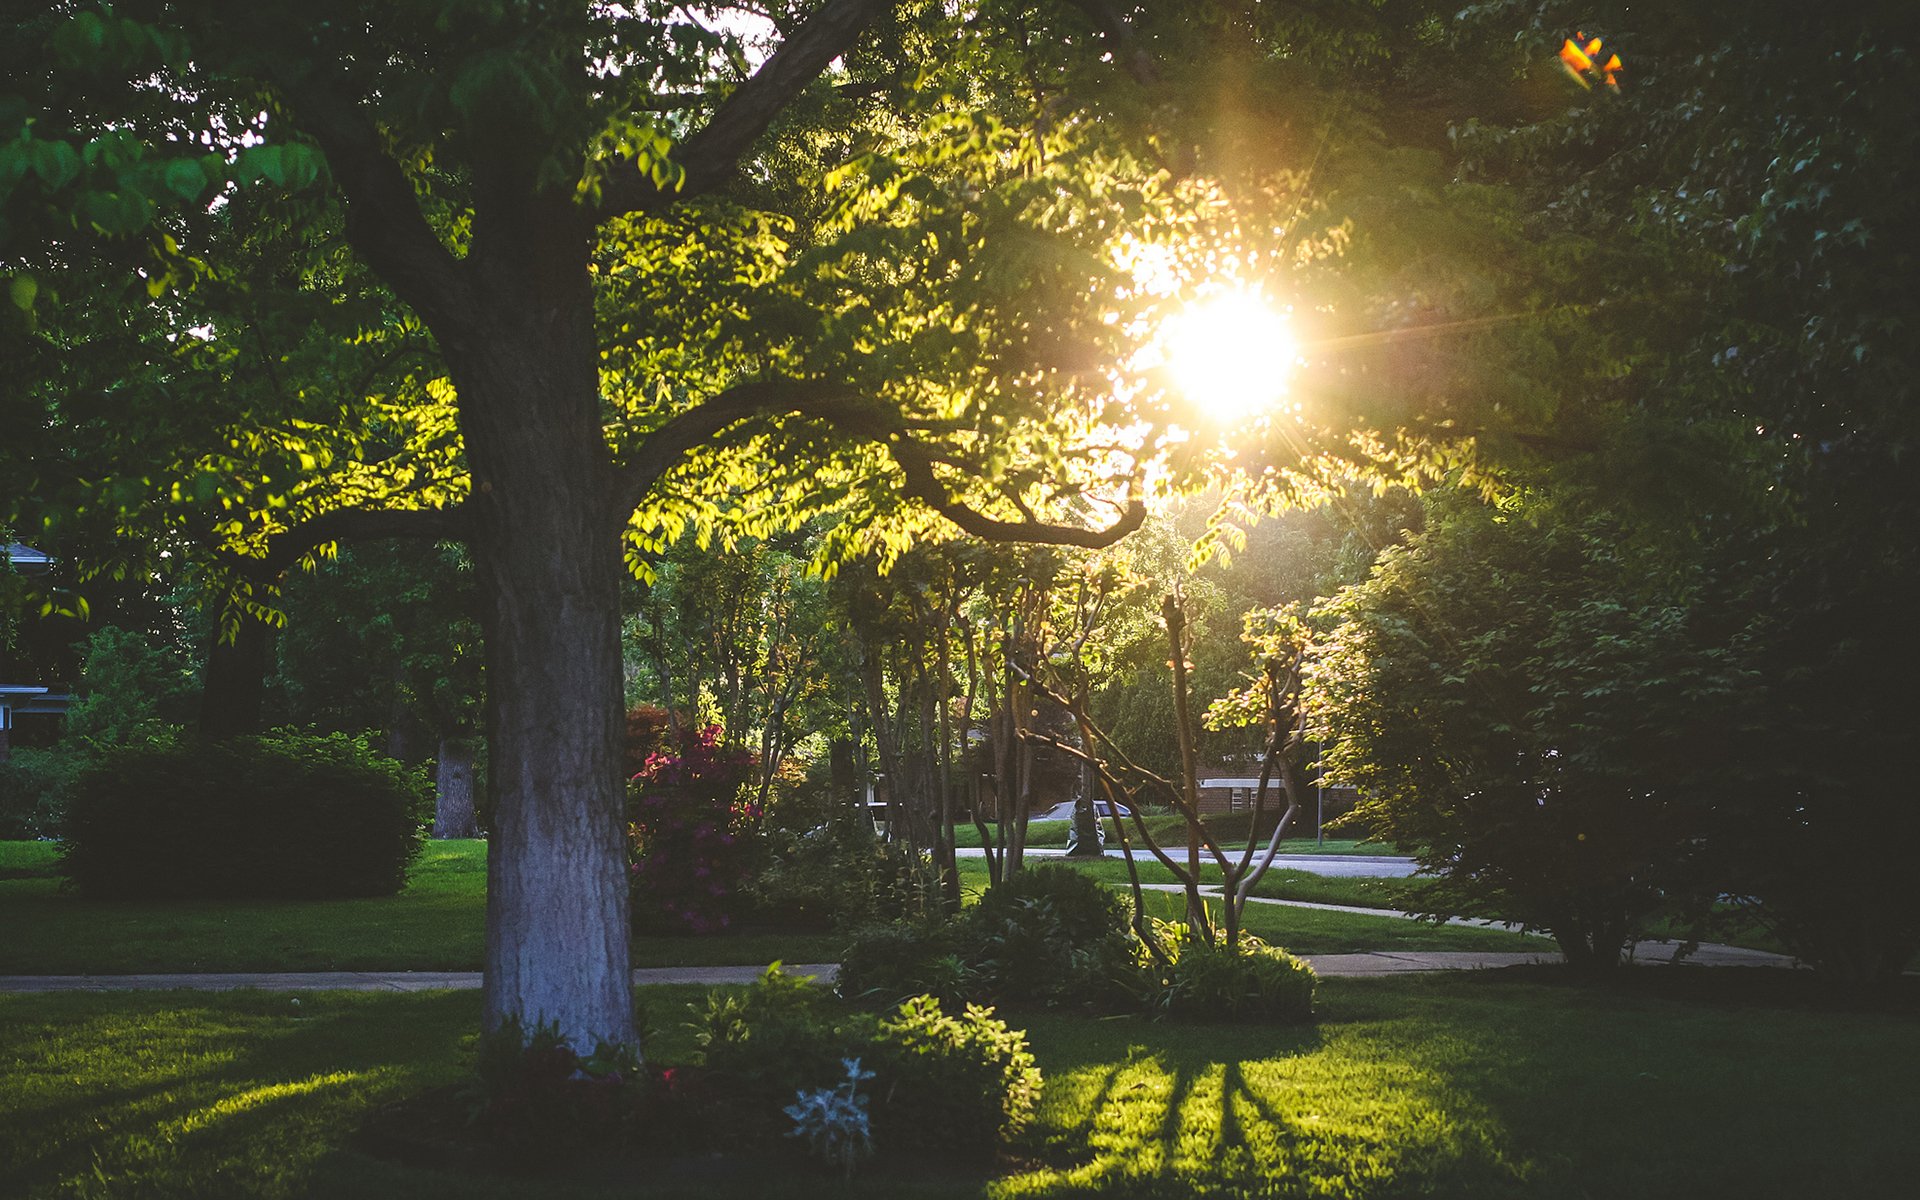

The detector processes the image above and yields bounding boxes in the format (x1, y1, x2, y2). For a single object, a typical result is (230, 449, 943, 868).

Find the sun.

(1161, 288, 1299, 425)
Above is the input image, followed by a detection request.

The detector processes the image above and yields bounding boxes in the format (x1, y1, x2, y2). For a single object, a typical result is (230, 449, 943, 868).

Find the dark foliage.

(839, 866, 1153, 1012)
(1157, 923, 1317, 1023)
(692, 968, 1039, 1165)
(59, 729, 427, 899)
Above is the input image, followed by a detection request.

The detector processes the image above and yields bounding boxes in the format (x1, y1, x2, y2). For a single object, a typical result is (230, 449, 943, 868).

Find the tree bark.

(199, 609, 276, 737)
(434, 736, 479, 839)
(450, 219, 635, 1052)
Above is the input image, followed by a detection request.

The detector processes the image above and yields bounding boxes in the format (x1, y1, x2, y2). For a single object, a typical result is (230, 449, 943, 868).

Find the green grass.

(952, 860, 1548, 955)
(0, 841, 846, 975)
(1247, 869, 1426, 910)
(4, 975, 1916, 1198)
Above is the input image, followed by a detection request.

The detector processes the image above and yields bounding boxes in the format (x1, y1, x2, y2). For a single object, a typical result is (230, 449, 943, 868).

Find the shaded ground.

(3, 973, 1916, 1198)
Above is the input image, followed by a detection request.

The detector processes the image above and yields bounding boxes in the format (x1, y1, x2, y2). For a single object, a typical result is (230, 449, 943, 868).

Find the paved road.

(953, 845, 1419, 878)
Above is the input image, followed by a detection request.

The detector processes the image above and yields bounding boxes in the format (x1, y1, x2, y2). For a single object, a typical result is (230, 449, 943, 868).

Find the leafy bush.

(962, 864, 1145, 1006)
(59, 729, 428, 899)
(748, 822, 944, 931)
(694, 964, 857, 1134)
(1157, 923, 1317, 1023)
(465, 1020, 656, 1169)
(838, 865, 1149, 1011)
(627, 725, 757, 934)
(866, 995, 1042, 1160)
(694, 968, 1041, 1166)
(0, 745, 84, 839)
(835, 921, 976, 1009)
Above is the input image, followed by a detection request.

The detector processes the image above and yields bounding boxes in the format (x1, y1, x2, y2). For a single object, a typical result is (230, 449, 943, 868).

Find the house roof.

(2, 543, 52, 573)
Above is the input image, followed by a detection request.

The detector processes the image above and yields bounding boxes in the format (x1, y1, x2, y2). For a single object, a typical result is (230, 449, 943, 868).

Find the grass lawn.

(0, 841, 846, 975)
(952, 860, 1549, 955)
(3, 974, 1915, 1198)
(0, 839, 1541, 974)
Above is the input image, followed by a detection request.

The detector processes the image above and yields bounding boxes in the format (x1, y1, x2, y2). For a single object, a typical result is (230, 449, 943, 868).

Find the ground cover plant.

(4, 974, 1917, 1198)
(0, 841, 842, 975)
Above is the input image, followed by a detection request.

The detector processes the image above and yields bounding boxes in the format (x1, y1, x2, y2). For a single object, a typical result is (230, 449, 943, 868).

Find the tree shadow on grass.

(1, 989, 479, 1198)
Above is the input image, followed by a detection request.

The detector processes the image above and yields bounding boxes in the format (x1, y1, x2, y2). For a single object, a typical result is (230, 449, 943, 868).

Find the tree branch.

(890, 439, 1146, 548)
(613, 378, 1147, 550)
(611, 379, 883, 518)
(275, 80, 472, 334)
(598, 0, 897, 218)
(1064, 0, 1161, 87)
(242, 505, 469, 579)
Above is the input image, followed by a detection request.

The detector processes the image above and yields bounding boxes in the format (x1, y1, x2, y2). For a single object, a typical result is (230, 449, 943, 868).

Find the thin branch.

(598, 0, 897, 218)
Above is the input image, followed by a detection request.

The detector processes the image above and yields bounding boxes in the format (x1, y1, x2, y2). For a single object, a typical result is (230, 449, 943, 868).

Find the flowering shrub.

(627, 725, 757, 934)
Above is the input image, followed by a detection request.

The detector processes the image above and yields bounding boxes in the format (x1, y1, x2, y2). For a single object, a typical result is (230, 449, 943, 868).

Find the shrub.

(0, 745, 84, 839)
(835, 921, 976, 1010)
(59, 729, 428, 899)
(695, 968, 1041, 1167)
(464, 1020, 652, 1169)
(627, 725, 757, 934)
(693, 964, 865, 1145)
(962, 864, 1145, 1007)
(1157, 925, 1317, 1023)
(748, 822, 943, 931)
(866, 994, 1042, 1161)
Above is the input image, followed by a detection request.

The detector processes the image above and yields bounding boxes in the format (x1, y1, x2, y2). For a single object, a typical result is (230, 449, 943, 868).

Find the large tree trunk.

(455, 218, 635, 1053)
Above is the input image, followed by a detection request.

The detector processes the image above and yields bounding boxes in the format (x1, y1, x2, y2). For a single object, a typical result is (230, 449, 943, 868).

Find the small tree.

(1309, 499, 1741, 973)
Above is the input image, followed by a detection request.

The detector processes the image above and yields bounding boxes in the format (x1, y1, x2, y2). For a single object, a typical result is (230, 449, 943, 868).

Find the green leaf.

(8, 274, 35, 311)
(243, 145, 284, 186)
(278, 145, 321, 191)
(29, 139, 80, 190)
(163, 157, 205, 200)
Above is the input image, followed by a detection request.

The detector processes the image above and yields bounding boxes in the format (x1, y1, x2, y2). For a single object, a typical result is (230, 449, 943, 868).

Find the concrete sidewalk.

(0, 942, 1800, 994)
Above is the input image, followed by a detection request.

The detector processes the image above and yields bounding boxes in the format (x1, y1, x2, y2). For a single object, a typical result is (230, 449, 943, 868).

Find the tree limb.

(611, 379, 883, 518)
(1064, 0, 1161, 87)
(243, 505, 469, 579)
(890, 439, 1146, 548)
(598, 0, 898, 219)
(275, 79, 473, 334)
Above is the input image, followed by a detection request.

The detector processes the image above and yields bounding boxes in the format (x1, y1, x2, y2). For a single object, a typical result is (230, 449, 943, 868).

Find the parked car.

(1037, 799, 1130, 822)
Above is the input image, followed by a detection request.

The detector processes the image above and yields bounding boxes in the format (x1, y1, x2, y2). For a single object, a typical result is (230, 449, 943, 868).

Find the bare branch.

(598, 0, 897, 219)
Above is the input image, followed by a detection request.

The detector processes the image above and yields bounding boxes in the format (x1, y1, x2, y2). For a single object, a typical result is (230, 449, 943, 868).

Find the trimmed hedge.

(60, 729, 429, 899)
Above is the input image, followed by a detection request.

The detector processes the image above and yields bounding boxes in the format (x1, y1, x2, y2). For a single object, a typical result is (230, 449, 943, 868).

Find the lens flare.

(1161, 289, 1298, 425)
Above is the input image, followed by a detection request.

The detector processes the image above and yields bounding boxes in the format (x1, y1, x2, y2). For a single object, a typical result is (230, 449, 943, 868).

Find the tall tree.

(1, 1, 1186, 1051)
(5, 0, 1536, 1045)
